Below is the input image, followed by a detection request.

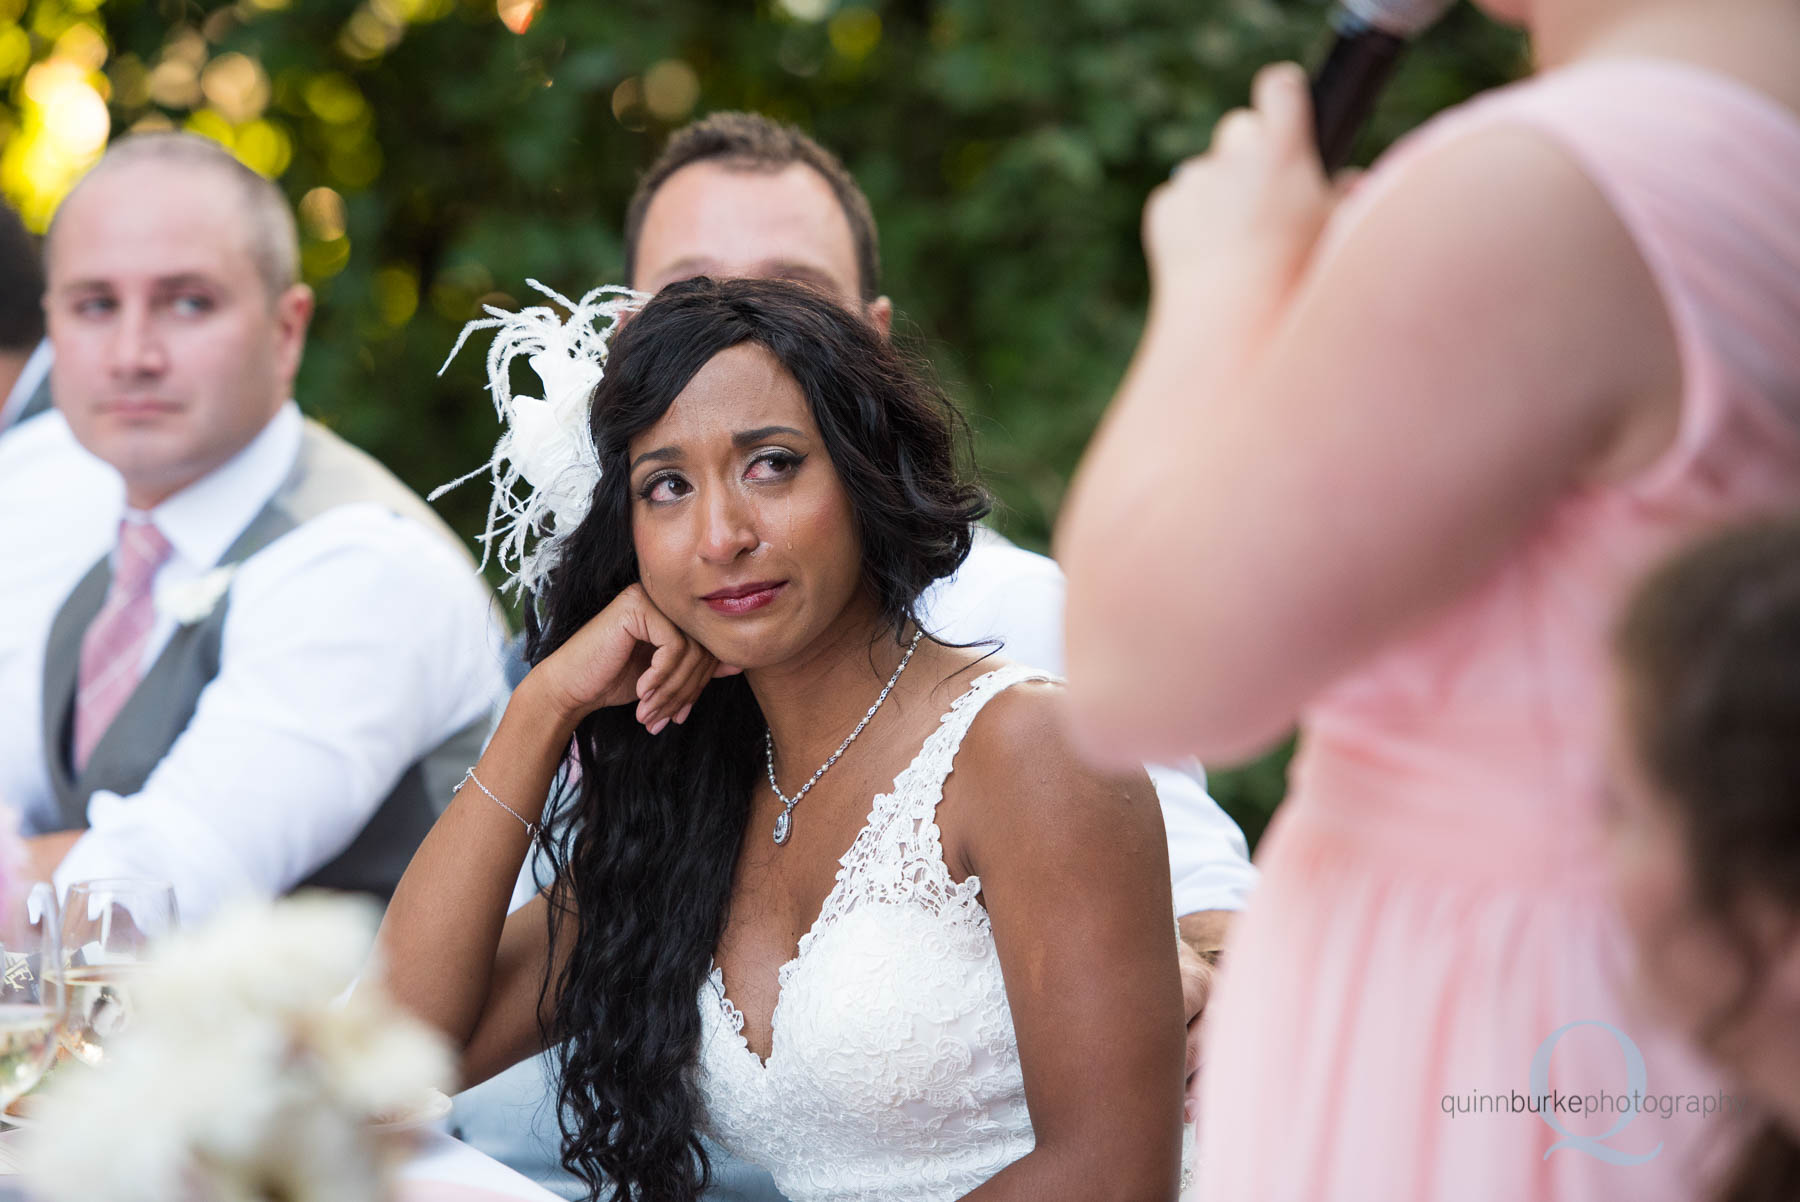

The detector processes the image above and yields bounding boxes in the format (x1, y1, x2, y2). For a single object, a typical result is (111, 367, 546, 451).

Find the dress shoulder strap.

(893, 661, 1060, 824)
(805, 662, 1058, 946)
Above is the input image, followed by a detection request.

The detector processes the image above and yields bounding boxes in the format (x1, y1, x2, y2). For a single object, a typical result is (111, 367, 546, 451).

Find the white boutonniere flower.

(154, 565, 238, 625)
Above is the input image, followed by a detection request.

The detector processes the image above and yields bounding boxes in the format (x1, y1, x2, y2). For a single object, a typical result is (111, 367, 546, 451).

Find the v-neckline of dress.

(709, 665, 1009, 1071)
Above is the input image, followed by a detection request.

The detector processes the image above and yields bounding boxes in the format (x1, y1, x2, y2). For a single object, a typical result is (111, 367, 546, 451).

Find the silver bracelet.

(454, 767, 540, 839)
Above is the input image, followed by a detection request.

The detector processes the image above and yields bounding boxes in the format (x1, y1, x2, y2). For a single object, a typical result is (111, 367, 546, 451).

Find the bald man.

(0, 134, 507, 917)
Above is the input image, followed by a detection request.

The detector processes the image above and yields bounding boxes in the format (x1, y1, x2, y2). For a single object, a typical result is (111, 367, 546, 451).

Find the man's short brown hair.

(47, 132, 299, 303)
(623, 111, 881, 302)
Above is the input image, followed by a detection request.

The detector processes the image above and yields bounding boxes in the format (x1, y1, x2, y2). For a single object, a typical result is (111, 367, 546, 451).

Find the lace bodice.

(696, 664, 1050, 1202)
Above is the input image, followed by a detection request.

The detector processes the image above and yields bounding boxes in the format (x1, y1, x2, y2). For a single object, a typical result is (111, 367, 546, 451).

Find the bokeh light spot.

(53, 22, 106, 71)
(643, 59, 699, 122)
(374, 264, 419, 327)
(328, 139, 382, 189)
(497, 0, 540, 35)
(235, 118, 292, 177)
(109, 52, 149, 108)
(183, 107, 235, 149)
(777, 0, 832, 21)
(304, 73, 367, 124)
(201, 52, 270, 124)
(25, 60, 109, 155)
(163, 27, 207, 70)
(147, 57, 201, 108)
(299, 186, 347, 241)
(0, 27, 31, 81)
(301, 236, 351, 281)
(339, 5, 403, 61)
(610, 75, 646, 130)
(828, 7, 880, 62)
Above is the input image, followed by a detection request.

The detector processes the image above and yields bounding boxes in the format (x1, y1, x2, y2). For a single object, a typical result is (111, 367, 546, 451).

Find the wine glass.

(0, 883, 65, 1112)
(59, 879, 177, 1067)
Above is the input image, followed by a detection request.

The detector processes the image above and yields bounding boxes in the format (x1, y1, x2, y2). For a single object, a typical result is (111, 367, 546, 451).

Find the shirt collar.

(0, 341, 53, 429)
(133, 401, 303, 571)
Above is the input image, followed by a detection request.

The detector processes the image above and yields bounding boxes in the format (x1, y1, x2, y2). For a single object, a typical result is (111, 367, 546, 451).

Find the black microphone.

(1311, 0, 1457, 172)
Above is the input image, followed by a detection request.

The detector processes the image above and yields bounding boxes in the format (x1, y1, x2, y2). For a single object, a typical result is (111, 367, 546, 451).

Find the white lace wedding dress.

(696, 664, 1050, 1202)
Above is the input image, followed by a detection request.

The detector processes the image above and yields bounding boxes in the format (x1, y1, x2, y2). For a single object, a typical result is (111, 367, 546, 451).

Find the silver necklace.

(764, 628, 924, 846)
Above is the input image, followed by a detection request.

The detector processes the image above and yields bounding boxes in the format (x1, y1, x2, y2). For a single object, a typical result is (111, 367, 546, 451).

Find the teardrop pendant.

(773, 809, 792, 845)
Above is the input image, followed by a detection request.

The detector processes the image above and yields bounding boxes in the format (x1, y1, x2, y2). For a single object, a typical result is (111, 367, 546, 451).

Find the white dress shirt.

(0, 402, 510, 920)
(916, 526, 1257, 915)
(0, 411, 121, 733)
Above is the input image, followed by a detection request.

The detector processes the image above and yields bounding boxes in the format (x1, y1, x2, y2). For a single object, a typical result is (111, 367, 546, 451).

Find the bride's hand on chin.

(529, 583, 741, 734)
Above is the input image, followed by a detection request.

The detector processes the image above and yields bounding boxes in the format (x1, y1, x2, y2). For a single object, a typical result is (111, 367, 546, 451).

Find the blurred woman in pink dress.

(1057, 0, 1800, 1197)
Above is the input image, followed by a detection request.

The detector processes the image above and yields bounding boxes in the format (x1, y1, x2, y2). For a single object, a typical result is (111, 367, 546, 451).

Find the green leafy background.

(1, 0, 1526, 848)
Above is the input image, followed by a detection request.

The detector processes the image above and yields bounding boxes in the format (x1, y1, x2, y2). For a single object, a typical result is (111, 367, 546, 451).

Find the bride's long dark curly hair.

(524, 277, 990, 1202)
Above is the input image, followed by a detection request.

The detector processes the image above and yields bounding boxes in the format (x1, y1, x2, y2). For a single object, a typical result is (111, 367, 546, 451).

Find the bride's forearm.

(374, 674, 580, 1054)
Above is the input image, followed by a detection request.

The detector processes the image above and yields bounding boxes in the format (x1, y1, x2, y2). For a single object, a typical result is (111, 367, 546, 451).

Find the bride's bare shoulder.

(960, 670, 1104, 757)
(943, 667, 1160, 851)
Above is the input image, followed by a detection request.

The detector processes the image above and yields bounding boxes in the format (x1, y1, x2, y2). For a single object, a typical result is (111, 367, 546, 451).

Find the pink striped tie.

(72, 520, 173, 772)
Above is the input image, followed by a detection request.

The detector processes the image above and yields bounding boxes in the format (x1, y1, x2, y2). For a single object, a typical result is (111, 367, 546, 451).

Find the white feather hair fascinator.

(431, 279, 650, 600)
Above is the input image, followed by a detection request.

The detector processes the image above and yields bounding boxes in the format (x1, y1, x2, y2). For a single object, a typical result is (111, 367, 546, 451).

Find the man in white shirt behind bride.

(0, 133, 508, 918)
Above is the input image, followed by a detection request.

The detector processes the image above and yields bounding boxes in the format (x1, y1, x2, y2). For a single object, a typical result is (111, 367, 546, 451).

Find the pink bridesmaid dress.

(1194, 58, 1800, 1202)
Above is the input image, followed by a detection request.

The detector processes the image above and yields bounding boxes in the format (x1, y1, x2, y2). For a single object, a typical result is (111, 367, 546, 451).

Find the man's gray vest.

(40, 420, 493, 902)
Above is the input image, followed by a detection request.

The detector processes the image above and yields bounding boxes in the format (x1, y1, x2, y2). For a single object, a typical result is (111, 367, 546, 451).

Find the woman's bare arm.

(1056, 66, 1680, 765)
(376, 681, 575, 1088)
(375, 583, 733, 1087)
(952, 684, 1186, 1202)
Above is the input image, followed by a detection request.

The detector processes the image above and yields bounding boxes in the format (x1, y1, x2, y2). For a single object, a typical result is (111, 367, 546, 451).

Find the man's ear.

(866, 295, 893, 342)
(274, 283, 315, 381)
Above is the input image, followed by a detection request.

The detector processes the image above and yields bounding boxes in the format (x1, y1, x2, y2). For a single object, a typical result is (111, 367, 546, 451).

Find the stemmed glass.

(0, 882, 65, 1111)
(59, 879, 178, 1067)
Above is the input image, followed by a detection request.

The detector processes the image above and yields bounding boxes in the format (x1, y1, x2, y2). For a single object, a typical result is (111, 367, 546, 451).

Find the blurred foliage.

(0, 0, 1524, 846)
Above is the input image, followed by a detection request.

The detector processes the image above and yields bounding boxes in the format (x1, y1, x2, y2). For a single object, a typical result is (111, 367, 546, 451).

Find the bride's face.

(627, 342, 866, 670)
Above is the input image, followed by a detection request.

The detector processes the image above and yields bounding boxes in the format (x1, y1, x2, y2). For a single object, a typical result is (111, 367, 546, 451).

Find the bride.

(378, 276, 1185, 1202)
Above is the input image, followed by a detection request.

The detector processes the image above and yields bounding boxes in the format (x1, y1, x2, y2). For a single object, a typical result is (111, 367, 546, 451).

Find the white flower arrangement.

(154, 565, 239, 625)
(22, 893, 454, 1202)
